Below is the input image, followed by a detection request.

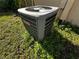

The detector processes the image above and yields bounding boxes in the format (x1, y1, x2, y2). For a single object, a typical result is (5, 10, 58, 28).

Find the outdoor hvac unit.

(18, 5, 59, 40)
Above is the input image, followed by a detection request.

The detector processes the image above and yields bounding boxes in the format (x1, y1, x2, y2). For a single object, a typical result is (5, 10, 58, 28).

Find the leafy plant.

(0, 0, 8, 9)
(8, 0, 35, 9)
(0, 0, 35, 10)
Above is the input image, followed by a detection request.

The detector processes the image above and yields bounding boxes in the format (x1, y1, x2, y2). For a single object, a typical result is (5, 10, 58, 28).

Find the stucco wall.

(67, 0, 79, 26)
(35, 0, 61, 7)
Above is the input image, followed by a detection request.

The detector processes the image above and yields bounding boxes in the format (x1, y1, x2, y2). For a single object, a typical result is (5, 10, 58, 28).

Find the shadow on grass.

(58, 21, 79, 35)
(38, 29, 79, 59)
(0, 12, 16, 17)
(22, 20, 79, 59)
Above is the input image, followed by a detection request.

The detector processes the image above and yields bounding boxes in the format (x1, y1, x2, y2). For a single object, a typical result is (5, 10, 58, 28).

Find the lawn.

(0, 12, 79, 59)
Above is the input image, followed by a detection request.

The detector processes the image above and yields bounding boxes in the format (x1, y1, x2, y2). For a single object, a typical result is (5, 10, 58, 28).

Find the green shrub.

(0, 0, 35, 10)
(8, 0, 35, 10)
(0, 0, 8, 9)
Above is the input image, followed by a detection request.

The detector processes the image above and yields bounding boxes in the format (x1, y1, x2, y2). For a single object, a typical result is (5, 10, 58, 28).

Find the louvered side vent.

(45, 14, 56, 36)
(20, 14, 38, 39)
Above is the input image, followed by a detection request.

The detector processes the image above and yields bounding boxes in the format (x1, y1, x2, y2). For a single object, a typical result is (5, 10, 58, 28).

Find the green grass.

(0, 12, 79, 59)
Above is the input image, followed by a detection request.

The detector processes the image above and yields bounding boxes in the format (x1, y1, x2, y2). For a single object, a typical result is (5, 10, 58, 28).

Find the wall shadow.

(38, 29, 79, 59)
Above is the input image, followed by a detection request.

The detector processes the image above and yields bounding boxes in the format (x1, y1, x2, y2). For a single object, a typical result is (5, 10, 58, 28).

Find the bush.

(0, 0, 8, 9)
(0, 0, 35, 10)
